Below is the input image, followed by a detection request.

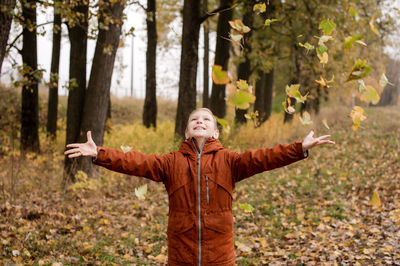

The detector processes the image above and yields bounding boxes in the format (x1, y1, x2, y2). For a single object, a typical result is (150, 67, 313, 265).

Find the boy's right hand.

(64, 131, 97, 158)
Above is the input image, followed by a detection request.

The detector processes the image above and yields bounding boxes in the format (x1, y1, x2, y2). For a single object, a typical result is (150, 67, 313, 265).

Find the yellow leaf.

(99, 218, 110, 225)
(322, 118, 330, 129)
(369, 16, 380, 36)
(154, 254, 166, 262)
(369, 191, 381, 207)
(123, 253, 131, 259)
(299, 111, 313, 126)
(350, 106, 366, 131)
(212, 65, 230, 85)
(317, 52, 328, 64)
(120, 145, 132, 153)
(360, 85, 380, 105)
(135, 184, 148, 200)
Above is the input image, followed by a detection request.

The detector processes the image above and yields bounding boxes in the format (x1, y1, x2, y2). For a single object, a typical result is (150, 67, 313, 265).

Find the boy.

(65, 107, 334, 265)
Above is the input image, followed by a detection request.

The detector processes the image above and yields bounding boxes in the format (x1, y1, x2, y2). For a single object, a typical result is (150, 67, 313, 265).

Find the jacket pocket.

(167, 214, 196, 264)
(207, 174, 233, 210)
(167, 176, 193, 211)
(203, 212, 235, 263)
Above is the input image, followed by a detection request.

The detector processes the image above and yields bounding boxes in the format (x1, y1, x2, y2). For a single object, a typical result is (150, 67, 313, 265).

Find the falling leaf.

(264, 19, 278, 26)
(344, 35, 364, 49)
(347, 59, 371, 82)
(282, 101, 296, 114)
(299, 111, 313, 126)
(369, 190, 381, 206)
(229, 19, 251, 34)
(318, 35, 333, 46)
(253, 3, 266, 13)
(319, 19, 336, 35)
(369, 16, 380, 36)
(316, 45, 328, 54)
(230, 32, 243, 42)
(314, 75, 334, 88)
(215, 116, 231, 135)
(228, 89, 255, 110)
(379, 73, 392, 87)
(349, 7, 357, 18)
(135, 184, 147, 200)
(212, 65, 230, 85)
(350, 106, 367, 131)
(360, 85, 380, 105)
(355, 40, 367, 46)
(120, 145, 132, 153)
(317, 52, 328, 64)
(358, 80, 366, 92)
(322, 118, 330, 129)
(299, 42, 315, 52)
(285, 84, 307, 103)
(239, 203, 254, 213)
(236, 79, 249, 90)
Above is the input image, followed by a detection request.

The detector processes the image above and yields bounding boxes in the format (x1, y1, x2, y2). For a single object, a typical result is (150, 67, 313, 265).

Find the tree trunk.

(254, 69, 273, 124)
(234, 9, 253, 125)
(20, 0, 40, 153)
(47, 6, 62, 139)
(209, 0, 232, 118)
(175, 0, 201, 137)
(0, 0, 15, 73)
(77, 0, 125, 175)
(143, 0, 157, 128)
(202, 0, 209, 108)
(64, 1, 88, 183)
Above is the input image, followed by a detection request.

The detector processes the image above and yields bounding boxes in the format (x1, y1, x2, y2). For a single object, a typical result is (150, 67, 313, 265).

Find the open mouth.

(194, 126, 206, 130)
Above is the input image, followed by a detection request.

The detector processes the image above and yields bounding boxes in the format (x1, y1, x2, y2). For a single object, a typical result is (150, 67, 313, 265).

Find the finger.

(66, 143, 81, 148)
(68, 152, 82, 158)
(317, 135, 331, 140)
(64, 148, 81, 155)
(318, 140, 335, 145)
(87, 131, 92, 142)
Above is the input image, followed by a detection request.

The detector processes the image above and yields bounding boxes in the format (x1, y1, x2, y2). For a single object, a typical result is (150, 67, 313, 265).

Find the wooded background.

(0, 0, 399, 184)
(0, 0, 400, 263)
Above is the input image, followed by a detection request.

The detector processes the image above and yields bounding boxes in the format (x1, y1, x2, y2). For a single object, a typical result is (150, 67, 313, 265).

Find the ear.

(213, 129, 220, 139)
(185, 128, 189, 140)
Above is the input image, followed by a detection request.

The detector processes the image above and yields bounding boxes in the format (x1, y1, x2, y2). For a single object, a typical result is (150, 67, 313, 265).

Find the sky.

(0, 1, 216, 100)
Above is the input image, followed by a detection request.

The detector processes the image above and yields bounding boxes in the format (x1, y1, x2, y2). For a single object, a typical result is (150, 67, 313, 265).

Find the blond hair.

(187, 108, 218, 130)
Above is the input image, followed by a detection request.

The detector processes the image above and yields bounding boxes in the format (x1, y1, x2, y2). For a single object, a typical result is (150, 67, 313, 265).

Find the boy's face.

(185, 110, 219, 140)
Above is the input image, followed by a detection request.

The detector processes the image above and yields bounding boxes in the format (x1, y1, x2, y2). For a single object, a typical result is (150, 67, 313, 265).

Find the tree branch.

(128, 0, 147, 11)
(6, 21, 55, 55)
(199, 4, 237, 24)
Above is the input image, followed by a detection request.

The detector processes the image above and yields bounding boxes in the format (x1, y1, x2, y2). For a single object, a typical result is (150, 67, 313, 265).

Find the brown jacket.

(94, 137, 307, 265)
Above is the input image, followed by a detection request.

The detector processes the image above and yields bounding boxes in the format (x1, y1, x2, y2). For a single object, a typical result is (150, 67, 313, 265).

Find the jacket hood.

(178, 137, 224, 156)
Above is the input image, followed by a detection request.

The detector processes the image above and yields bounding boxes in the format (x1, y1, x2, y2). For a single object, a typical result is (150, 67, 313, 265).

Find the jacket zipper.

(197, 152, 201, 266)
(192, 139, 203, 266)
(206, 176, 209, 204)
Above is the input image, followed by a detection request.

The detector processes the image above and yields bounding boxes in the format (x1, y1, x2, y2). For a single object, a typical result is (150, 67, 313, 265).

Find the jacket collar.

(178, 137, 224, 156)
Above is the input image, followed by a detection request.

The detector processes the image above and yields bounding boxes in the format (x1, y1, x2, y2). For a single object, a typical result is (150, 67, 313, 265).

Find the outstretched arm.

(64, 131, 97, 158)
(64, 131, 170, 182)
(232, 131, 335, 182)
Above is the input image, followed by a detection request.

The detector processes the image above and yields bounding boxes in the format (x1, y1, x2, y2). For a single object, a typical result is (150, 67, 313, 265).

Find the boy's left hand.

(302, 130, 335, 152)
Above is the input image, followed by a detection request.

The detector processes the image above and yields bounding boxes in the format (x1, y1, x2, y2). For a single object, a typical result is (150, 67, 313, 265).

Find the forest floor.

(0, 90, 399, 264)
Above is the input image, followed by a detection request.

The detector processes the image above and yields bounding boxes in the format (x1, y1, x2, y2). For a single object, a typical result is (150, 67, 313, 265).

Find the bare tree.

(47, 1, 62, 138)
(143, 0, 157, 128)
(20, 0, 40, 153)
(0, 0, 15, 73)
